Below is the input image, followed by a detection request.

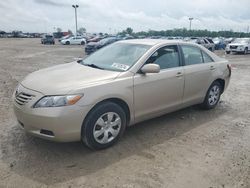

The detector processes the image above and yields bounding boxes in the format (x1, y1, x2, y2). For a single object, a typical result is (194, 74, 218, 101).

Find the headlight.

(33, 95, 82, 108)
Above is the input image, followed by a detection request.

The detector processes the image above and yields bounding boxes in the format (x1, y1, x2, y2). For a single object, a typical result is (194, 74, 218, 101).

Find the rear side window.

(181, 45, 203, 65)
(202, 51, 214, 63)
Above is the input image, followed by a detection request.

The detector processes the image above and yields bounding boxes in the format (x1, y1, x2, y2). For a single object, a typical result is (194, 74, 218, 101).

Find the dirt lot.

(0, 38, 249, 188)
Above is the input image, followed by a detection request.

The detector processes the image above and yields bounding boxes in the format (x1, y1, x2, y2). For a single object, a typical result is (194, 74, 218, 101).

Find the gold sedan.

(13, 39, 231, 149)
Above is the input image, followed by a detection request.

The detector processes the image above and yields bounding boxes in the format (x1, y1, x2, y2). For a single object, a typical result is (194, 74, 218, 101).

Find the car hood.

(87, 42, 98, 46)
(21, 62, 121, 95)
(229, 43, 247, 46)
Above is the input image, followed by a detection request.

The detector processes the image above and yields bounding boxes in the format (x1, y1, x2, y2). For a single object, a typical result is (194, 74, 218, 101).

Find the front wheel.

(82, 102, 126, 150)
(244, 48, 248, 55)
(201, 81, 222, 110)
(81, 41, 85, 45)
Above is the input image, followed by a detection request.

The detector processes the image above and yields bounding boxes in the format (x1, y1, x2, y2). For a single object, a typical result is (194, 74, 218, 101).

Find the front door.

(133, 45, 184, 122)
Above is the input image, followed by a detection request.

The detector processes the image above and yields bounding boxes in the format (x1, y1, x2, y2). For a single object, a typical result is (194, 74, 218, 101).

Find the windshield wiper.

(84, 63, 104, 70)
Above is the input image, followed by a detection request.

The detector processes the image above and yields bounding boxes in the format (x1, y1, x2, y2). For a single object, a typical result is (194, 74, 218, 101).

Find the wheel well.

(84, 98, 131, 127)
(214, 79, 225, 93)
(102, 98, 130, 125)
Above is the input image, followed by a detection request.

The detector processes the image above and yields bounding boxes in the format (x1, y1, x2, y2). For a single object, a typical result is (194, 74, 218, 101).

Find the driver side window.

(146, 45, 180, 69)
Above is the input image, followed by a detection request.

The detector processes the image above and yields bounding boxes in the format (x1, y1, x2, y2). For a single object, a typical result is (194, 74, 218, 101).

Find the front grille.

(15, 92, 35, 105)
(230, 46, 238, 49)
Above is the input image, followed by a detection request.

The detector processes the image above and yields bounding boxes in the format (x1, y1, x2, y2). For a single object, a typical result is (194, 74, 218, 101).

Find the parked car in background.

(85, 37, 119, 54)
(41, 34, 55, 45)
(13, 39, 231, 150)
(87, 35, 105, 43)
(189, 37, 215, 51)
(123, 35, 134, 40)
(213, 37, 226, 50)
(58, 35, 71, 42)
(224, 37, 235, 44)
(60, 36, 86, 45)
(225, 38, 250, 54)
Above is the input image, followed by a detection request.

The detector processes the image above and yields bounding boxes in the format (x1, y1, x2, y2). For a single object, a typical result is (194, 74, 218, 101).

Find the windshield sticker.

(111, 63, 130, 71)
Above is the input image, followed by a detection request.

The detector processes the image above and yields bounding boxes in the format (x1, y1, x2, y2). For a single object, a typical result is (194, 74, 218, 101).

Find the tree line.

(119, 27, 250, 38)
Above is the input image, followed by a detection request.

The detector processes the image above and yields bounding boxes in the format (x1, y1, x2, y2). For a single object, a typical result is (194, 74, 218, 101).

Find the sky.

(0, 0, 250, 33)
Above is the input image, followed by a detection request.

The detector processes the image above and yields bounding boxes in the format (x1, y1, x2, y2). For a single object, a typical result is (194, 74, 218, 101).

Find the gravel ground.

(0, 38, 249, 188)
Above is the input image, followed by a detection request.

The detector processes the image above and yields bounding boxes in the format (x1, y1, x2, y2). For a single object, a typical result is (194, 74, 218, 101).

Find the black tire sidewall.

(202, 81, 222, 110)
(244, 48, 248, 55)
(82, 102, 127, 150)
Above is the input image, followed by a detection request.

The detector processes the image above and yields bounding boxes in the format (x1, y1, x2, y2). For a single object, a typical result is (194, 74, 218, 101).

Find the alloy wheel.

(93, 112, 121, 144)
(208, 85, 220, 106)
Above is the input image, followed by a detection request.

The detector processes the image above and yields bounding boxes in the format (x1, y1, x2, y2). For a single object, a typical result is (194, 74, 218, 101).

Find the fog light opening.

(40, 129, 54, 137)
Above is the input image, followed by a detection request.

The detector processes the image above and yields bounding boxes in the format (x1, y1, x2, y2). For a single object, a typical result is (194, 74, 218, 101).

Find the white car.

(225, 38, 250, 54)
(60, 36, 87, 45)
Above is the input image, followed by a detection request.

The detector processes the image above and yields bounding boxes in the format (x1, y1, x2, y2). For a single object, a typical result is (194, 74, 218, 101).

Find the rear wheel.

(81, 41, 85, 45)
(226, 51, 230, 54)
(82, 102, 126, 150)
(201, 81, 222, 110)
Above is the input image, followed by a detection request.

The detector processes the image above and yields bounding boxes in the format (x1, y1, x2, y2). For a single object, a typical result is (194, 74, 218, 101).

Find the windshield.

(233, 38, 249, 44)
(81, 42, 151, 72)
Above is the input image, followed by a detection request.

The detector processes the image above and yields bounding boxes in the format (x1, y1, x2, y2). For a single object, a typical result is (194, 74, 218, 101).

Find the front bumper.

(226, 46, 245, 52)
(13, 85, 92, 142)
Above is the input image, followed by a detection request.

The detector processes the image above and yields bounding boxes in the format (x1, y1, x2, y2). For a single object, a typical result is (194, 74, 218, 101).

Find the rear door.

(133, 45, 184, 122)
(180, 45, 215, 105)
(71, 37, 77, 44)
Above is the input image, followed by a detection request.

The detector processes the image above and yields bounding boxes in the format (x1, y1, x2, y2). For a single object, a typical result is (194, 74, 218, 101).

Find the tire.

(226, 51, 230, 54)
(244, 48, 248, 55)
(201, 81, 222, 110)
(81, 41, 85, 45)
(82, 102, 127, 150)
(66, 41, 70, 45)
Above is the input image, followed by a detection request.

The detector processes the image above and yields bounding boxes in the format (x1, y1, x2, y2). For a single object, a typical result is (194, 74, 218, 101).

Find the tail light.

(227, 64, 232, 77)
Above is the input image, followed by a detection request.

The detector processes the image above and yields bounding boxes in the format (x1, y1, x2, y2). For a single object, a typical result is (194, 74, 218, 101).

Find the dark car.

(85, 37, 119, 54)
(41, 35, 55, 45)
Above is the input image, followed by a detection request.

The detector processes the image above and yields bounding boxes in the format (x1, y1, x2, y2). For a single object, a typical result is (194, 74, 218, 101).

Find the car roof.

(117, 39, 194, 46)
(117, 39, 223, 62)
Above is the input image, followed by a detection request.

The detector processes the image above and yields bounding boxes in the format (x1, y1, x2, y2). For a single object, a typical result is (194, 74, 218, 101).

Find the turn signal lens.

(67, 95, 82, 105)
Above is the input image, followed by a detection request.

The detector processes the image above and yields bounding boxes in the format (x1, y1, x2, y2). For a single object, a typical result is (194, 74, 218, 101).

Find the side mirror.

(141, 64, 160, 74)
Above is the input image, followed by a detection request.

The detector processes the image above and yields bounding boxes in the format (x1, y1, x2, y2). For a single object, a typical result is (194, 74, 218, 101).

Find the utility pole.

(189, 17, 194, 30)
(72, 4, 79, 36)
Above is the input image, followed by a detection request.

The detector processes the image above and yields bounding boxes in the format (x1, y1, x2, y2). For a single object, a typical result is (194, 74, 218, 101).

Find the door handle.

(176, 72, 183, 77)
(210, 66, 215, 70)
